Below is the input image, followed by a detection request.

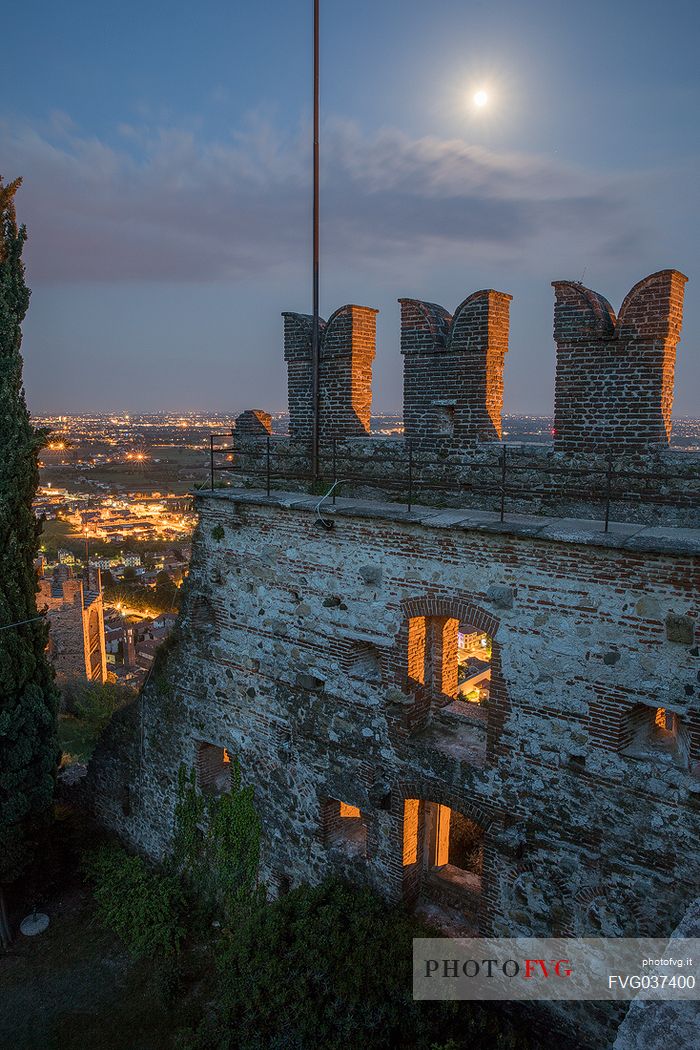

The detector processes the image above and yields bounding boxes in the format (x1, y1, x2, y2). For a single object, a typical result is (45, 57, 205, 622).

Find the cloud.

(0, 114, 643, 283)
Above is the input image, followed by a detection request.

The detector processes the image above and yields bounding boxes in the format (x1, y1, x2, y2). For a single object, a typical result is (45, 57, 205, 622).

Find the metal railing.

(207, 433, 697, 533)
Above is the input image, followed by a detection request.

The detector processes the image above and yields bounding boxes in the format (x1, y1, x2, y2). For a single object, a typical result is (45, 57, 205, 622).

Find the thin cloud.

(0, 115, 642, 283)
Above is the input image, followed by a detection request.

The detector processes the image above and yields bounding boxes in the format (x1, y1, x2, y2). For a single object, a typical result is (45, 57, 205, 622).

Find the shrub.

(63, 680, 133, 733)
(183, 878, 534, 1050)
(84, 845, 185, 960)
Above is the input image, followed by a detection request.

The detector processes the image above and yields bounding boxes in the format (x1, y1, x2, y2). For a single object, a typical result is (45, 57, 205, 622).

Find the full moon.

(473, 90, 488, 108)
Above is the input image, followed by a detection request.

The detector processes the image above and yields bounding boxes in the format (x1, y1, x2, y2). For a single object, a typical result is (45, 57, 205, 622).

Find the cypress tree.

(0, 176, 59, 946)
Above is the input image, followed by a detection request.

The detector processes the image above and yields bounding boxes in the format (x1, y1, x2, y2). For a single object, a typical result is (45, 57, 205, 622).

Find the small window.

(624, 705, 688, 766)
(196, 741, 232, 795)
(321, 798, 367, 857)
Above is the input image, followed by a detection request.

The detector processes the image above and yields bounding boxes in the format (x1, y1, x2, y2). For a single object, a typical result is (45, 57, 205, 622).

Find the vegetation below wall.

(77, 764, 537, 1050)
(2, 768, 542, 1050)
(180, 878, 535, 1050)
(58, 681, 136, 764)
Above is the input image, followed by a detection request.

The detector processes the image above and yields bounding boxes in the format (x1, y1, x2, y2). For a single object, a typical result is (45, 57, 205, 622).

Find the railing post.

(266, 435, 271, 497)
(500, 445, 507, 522)
(210, 435, 214, 491)
(332, 437, 337, 505)
(604, 451, 613, 533)
(407, 439, 413, 513)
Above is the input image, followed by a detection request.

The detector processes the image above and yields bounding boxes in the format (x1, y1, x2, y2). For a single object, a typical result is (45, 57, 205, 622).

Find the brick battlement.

(553, 270, 688, 452)
(277, 270, 689, 453)
(283, 304, 377, 438)
(401, 290, 512, 441)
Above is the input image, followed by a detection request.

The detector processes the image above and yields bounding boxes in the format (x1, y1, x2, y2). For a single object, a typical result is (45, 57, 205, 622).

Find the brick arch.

(388, 596, 508, 756)
(398, 298, 451, 342)
(552, 280, 617, 341)
(392, 779, 496, 832)
(616, 269, 687, 341)
(400, 596, 499, 638)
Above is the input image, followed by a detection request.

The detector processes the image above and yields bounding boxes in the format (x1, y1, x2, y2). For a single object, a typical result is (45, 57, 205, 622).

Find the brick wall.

(235, 409, 272, 435)
(265, 267, 689, 463)
(553, 269, 688, 452)
(400, 290, 512, 440)
(282, 304, 377, 438)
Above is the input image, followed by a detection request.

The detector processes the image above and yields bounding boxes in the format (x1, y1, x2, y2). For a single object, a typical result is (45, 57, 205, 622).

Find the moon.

(473, 90, 488, 108)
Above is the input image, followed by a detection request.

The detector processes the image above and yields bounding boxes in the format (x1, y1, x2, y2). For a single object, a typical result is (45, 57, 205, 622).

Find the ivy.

(172, 761, 262, 921)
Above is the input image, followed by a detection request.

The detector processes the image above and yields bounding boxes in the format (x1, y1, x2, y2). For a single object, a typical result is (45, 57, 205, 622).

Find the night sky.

(2, 0, 698, 416)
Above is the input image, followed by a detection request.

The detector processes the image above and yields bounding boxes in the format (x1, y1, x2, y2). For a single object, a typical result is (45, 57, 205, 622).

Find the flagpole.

(311, 0, 320, 479)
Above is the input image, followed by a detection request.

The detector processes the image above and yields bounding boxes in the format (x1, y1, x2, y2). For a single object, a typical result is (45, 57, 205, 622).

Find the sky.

(2, 0, 699, 416)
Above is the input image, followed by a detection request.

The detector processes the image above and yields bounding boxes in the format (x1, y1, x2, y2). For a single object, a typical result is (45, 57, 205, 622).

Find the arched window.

(400, 790, 488, 933)
(401, 599, 499, 734)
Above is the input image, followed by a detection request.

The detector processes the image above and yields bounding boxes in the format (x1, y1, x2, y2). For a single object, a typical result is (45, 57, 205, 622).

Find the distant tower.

(123, 624, 137, 668)
(38, 566, 107, 685)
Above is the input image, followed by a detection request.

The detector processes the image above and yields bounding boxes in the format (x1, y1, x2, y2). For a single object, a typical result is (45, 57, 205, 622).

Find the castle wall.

(93, 493, 699, 948)
(90, 266, 697, 1048)
(225, 435, 700, 528)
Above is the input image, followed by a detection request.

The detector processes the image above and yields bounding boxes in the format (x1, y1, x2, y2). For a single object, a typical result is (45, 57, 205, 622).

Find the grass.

(1, 883, 200, 1050)
(1, 808, 209, 1050)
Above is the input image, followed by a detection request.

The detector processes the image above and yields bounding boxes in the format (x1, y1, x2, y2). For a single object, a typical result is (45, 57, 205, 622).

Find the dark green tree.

(154, 569, 177, 609)
(0, 177, 59, 946)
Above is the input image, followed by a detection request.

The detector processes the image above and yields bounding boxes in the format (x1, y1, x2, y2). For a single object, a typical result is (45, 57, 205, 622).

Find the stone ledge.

(195, 489, 700, 557)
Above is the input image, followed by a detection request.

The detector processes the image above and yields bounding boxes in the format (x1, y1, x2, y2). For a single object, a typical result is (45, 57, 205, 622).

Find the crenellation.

(553, 269, 688, 453)
(283, 303, 377, 438)
(235, 409, 272, 435)
(401, 289, 512, 440)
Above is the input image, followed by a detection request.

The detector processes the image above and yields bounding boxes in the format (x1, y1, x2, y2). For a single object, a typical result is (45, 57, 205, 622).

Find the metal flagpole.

(311, 0, 321, 479)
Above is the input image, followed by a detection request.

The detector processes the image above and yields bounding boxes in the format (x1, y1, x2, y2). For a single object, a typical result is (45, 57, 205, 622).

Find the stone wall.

(90, 489, 700, 1047)
(221, 434, 700, 529)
